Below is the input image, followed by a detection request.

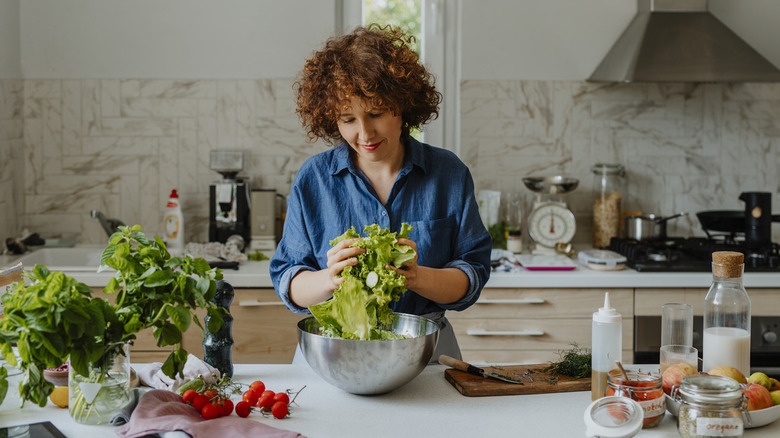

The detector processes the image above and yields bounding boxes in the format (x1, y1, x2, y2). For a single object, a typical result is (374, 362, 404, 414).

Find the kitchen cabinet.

(635, 288, 780, 316)
(448, 288, 634, 365)
(93, 287, 301, 364)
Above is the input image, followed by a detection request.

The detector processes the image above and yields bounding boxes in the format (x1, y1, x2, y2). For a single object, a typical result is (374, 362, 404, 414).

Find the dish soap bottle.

(702, 251, 751, 377)
(164, 189, 184, 254)
(592, 292, 622, 401)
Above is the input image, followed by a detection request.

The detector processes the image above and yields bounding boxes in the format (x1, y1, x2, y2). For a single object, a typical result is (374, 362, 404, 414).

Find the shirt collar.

(329, 137, 428, 176)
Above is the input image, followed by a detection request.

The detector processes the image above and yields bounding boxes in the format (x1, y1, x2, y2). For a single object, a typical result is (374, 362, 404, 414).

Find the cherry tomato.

(273, 392, 290, 405)
(201, 403, 219, 420)
(249, 380, 265, 394)
(203, 389, 218, 401)
(219, 399, 234, 416)
(271, 401, 288, 419)
(257, 393, 275, 411)
(260, 390, 275, 398)
(181, 389, 198, 405)
(192, 393, 209, 412)
(235, 401, 251, 418)
(242, 389, 259, 406)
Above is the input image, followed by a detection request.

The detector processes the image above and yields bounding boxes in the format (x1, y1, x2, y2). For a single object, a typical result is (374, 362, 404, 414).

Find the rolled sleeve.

(275, 265, 315, 314)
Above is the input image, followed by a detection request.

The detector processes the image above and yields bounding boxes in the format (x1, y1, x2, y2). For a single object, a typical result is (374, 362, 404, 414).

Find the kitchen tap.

(90, 210, 125, 238)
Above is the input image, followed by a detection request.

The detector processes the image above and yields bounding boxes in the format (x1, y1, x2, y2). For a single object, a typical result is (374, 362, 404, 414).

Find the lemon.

(49, 386, 68, 408)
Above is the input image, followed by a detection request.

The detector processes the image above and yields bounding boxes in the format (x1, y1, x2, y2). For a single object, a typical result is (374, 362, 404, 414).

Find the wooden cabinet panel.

(461, 349, 634, 366)
(634, 288, 779, 316)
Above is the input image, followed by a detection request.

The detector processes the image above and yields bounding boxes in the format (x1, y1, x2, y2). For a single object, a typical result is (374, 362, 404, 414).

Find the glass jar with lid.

(591, 164, 625, 248)
(606, 369, 665, 428)
(674, 374, 747, 438)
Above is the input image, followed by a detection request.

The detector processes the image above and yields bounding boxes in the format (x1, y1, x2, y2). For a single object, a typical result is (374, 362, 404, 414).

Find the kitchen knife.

(439, 355, 524, 385)
(0, 262, 23, 287)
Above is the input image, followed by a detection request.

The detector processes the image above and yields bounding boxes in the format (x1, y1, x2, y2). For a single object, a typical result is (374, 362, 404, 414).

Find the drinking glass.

(659, 345, 698, 374)
(661, 303, 693, 348)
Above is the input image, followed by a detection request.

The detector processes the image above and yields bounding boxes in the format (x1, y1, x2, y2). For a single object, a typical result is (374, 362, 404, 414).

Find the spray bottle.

(164, 189, 184, 254)
(591, 292, 622, 401)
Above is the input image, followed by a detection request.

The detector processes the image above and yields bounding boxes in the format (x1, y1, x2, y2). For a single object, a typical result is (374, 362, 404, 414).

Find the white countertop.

(3, 249, 780, 289)
(1, 364, 778, 438)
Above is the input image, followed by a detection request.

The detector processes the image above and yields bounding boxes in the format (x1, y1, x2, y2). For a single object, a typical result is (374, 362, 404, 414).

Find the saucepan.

(624, 213, 687, 241)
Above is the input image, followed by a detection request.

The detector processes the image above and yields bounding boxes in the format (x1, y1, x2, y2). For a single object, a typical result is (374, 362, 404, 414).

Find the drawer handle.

(476, 298, 545, 304)
(466, 329, 545, 336)
(238, 300, 285, 307)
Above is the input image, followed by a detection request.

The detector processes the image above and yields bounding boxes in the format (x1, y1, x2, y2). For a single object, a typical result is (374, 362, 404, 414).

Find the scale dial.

(528, 203, 577, 249)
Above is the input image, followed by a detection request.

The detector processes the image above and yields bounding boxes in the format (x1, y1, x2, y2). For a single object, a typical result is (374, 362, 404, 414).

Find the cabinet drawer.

(449, 288, 633, 319)
(635, 288, 779, 316)
(452, 318, 633, 351)
(460, 349, 634, 366)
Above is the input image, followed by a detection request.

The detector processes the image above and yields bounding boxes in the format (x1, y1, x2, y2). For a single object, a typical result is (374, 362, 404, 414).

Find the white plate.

(666, 395, 780, 428)
(515, 254, 577, 270)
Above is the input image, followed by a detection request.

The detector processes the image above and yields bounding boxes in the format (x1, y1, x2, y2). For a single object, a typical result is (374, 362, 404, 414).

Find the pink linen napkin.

(115, 389, 305, 438)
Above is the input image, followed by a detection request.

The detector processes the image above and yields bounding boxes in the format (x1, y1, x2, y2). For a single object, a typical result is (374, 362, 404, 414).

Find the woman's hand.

(387, 238, 419, 289)
(325, 238, 365, 291)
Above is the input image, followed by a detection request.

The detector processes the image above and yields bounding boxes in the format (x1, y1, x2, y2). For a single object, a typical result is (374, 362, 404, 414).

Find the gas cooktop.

(607, 237, 780, 272)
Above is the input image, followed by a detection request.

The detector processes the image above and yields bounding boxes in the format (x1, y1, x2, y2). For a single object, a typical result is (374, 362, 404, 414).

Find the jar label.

(695, 417, 743, 436)
(638, 397, 665, 418)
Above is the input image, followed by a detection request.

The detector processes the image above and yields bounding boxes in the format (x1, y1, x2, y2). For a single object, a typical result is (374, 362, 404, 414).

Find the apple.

(745, 383, 774, 411)
(662, 362, 697, 395)
(707, 365, 747, 384)
(770, 378, 780, 392)
(771, 390, 780, 407)
(748, 372, 771, 390)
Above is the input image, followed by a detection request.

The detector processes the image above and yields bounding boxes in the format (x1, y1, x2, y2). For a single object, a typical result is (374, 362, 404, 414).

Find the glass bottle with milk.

(702, 251, 751, 377)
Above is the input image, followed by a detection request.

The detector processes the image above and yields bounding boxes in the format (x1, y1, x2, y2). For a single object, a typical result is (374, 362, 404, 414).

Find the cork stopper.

(712, 251, 744, 278)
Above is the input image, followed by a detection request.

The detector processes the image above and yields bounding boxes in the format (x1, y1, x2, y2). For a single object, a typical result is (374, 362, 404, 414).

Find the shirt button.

(381, 211, 387, 216)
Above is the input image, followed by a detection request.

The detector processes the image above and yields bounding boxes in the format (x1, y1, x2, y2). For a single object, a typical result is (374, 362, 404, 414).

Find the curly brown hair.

(295, 24, 442, 145)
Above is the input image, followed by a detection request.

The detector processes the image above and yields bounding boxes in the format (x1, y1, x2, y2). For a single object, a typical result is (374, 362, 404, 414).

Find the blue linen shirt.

(270, 137, 492, 316)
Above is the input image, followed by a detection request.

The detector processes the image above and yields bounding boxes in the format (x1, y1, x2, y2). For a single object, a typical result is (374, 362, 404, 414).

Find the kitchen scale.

(522, 176, 579, 254)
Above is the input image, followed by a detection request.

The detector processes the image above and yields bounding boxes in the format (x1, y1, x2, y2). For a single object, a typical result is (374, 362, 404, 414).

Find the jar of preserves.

(674, 374, 746, 438)
(606, 369, 665, 428)
(592, 163, 625, 248)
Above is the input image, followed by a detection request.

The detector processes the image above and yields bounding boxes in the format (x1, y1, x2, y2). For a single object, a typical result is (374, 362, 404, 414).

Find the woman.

(270, 24, 491, 362)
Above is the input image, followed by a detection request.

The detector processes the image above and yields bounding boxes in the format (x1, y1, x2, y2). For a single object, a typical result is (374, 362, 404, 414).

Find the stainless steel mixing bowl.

(297, 313, 439, 395)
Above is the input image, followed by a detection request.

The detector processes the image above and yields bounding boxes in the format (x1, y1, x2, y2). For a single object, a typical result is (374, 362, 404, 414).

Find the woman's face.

(336, 96, 403, 165)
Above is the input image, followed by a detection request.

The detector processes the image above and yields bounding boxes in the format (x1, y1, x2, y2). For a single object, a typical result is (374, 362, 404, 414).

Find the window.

(338, 0, 459, 153)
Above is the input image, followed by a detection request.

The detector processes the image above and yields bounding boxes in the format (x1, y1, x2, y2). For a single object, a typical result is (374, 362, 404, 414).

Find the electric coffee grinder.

(208, 150, 251, 245)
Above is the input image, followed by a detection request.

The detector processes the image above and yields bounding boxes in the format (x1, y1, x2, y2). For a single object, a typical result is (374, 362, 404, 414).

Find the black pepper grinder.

(203, 280, 234, 378)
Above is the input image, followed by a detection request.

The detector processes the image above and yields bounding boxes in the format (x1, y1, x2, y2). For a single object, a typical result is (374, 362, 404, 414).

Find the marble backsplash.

(461, 80, 780, 244)
(5, 78, 780, 246)
(0, 79, 24, 245)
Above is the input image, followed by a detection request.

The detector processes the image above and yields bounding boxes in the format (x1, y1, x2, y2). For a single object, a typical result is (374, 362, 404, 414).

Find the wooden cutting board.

(444, 364, 591, 397)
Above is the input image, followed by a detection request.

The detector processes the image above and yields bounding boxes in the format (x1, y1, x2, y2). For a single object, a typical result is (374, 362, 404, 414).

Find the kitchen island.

(1, 364, 778, 437)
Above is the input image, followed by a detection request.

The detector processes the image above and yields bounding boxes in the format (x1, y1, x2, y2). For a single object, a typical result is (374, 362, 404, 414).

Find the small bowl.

(297, 312, 439, 395)
(43, 366, 69, 387)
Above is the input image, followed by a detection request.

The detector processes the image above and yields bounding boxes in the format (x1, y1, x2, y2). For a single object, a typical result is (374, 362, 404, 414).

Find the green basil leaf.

(144, 269, 173, 287)
(206, 307, 224, 334)
(153, 322, 182, 347)
(0, 366, 8, 405)
(166, 305, 191, 332)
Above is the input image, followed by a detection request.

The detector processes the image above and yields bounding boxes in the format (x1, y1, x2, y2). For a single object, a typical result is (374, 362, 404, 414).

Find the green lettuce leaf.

(309, 223, 415, 340)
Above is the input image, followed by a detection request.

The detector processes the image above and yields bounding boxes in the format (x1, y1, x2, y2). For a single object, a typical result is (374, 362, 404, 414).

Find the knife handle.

(439, 354, 483, 376)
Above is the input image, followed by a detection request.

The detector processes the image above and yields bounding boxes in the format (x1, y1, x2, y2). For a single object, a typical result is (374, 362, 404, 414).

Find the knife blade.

(439, 354, 524, 385)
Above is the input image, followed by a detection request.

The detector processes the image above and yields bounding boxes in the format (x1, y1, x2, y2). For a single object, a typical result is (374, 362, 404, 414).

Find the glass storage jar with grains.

(674, 374, 747, 438)
(591, 164, 625, 248)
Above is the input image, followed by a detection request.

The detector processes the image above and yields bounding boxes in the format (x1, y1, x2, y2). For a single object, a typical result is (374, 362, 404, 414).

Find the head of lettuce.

(308, 223, 416, 340)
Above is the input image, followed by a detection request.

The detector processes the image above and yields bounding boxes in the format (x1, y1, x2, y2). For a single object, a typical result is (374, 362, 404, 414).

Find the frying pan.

(696, 210, 780, 233)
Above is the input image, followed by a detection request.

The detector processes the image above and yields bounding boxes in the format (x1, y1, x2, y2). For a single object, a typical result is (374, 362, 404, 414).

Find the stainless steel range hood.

(589, 0, 780, 82)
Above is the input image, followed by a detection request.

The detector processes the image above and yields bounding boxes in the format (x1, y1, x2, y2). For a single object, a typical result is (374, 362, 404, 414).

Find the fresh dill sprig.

(541, 344, 592, 380)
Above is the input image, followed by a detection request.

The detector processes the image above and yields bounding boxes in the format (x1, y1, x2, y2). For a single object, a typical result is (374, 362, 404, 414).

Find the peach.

(707, 365, 747, 384)
(745, 383, 774, 411)
(662, 362, 697, 395)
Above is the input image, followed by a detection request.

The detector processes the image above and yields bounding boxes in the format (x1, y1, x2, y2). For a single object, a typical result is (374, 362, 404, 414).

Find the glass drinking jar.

(605, 369, 665, 428)
(674, 374, 746, 438)
(591, 164, 625, 248)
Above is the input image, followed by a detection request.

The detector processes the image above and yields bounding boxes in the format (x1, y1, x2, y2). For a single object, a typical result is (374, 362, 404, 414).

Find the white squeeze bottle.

(164, 189, 184, 254)
(591, 292, 622, 401)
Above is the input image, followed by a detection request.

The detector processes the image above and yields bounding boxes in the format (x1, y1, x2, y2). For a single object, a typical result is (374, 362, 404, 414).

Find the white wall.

(461, 0, 780, 80)
(0, 0, 21, 78)
(20, 0, 337, 79)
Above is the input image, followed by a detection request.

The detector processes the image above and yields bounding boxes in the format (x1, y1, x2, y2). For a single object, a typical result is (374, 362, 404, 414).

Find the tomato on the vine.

(181, 389, 198, 405)
(257, 392, 275, 411)
(235, 401, 251, 418)
(203, 389, 218, 401)
(249, 380, 265, 394)
(201, 403, 219, 420)
(218, 399, 234, 416)
(271, 401, 289, 419)
(192, 394, 209, 412)
(273, 392, 290, 405)
(242, 389, 259, 406)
